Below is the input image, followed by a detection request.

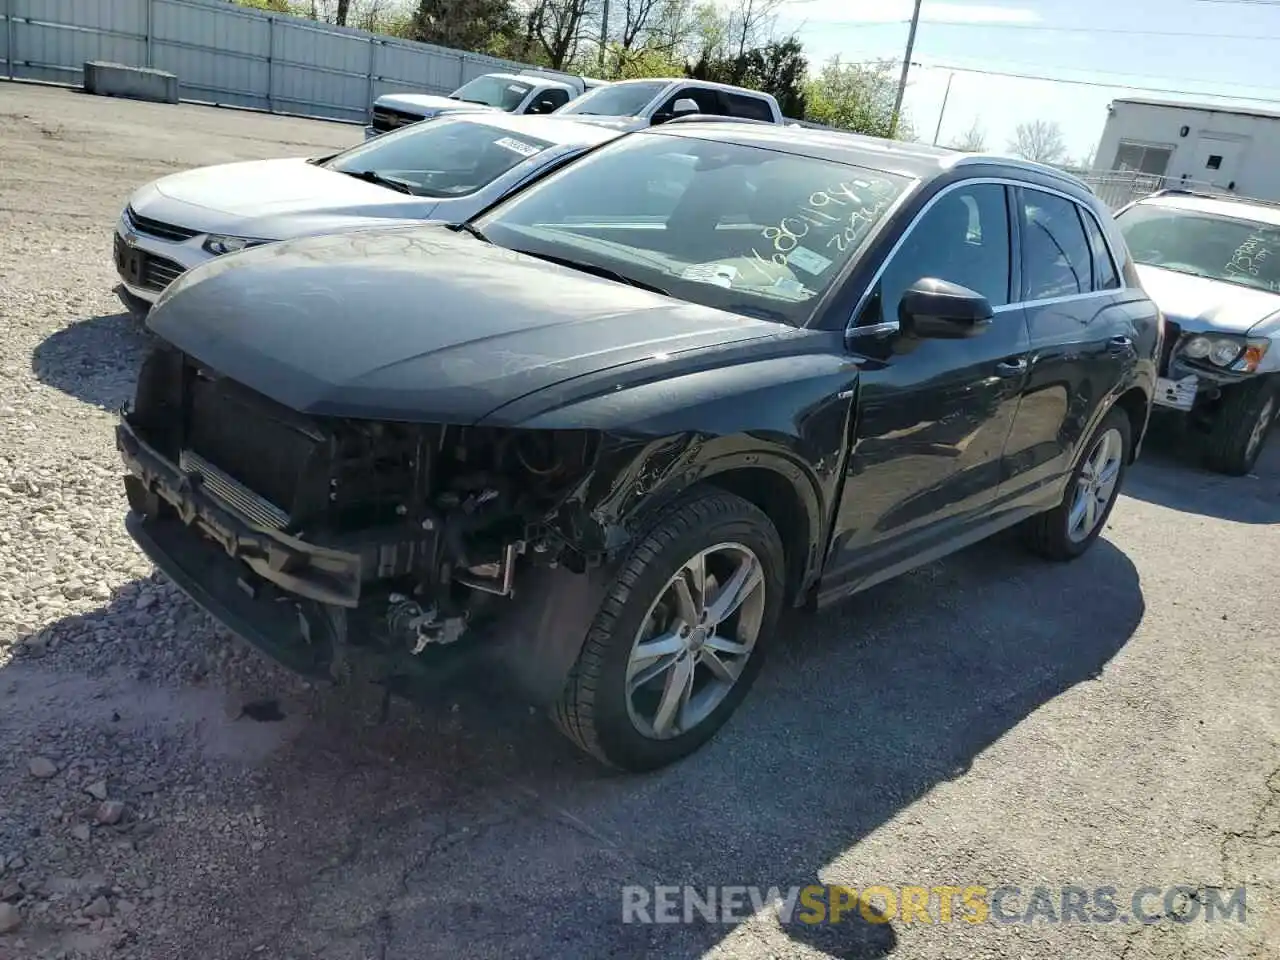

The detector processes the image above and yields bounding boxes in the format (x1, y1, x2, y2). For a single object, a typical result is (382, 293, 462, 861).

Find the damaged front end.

(117, 343, 612, 691)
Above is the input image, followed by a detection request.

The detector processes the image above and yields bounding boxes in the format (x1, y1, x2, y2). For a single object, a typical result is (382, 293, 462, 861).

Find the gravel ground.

(1, 81, 1278, 960)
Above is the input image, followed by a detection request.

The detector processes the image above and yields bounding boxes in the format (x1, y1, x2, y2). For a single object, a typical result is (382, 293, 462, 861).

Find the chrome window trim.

(949, 154, 1093, 192)
(847, 176, 1128, 334)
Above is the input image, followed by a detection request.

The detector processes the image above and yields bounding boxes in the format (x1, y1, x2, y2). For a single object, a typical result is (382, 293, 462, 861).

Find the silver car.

(113, 114, 622, 312)
(1116, 189, 1280, 474)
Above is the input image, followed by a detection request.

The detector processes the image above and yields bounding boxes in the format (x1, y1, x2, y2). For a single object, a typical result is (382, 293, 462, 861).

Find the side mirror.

(672, 97, 700, 115)
(528, 98, 556, 114)
(898, 278, 993, 339)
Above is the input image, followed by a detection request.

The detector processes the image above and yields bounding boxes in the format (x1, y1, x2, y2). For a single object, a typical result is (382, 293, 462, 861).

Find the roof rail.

(662, 114, 778, 127)
(1145, 186, 1280, 209)
(952, 153, 1092, 189)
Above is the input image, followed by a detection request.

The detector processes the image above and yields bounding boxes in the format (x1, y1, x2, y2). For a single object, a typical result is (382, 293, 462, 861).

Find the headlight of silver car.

(1180, 334, 1244, 367)
(202, 234, 271, 256)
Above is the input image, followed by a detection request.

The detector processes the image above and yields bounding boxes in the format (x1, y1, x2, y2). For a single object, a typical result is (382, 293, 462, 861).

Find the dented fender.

(490, 342, 862, 593)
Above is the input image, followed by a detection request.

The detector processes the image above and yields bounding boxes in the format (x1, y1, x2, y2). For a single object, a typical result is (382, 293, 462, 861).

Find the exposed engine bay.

(118, 343, 606, 671)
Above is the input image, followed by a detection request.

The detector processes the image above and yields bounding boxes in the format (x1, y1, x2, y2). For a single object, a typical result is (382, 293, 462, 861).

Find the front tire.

(552, 488, 785, 772)
(1202, 377, 1278, 476)
(1023, 405, 1132, 561)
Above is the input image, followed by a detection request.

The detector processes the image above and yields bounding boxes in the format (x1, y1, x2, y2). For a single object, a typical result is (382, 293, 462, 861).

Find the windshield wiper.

(725, 303, 789, 323)
(513, 250, 670, 295)
(449, 222, 490, 243)
(338, 169, 415, 194)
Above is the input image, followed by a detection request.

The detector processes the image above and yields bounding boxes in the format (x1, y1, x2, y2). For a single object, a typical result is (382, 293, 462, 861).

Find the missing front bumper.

(118, 416, 371, 607)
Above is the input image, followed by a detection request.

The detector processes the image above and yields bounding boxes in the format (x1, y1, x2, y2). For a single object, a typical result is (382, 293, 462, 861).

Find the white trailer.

(1093, 97, 1280, 202)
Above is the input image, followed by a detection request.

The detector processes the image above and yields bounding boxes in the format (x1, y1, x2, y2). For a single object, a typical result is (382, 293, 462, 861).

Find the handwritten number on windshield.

(745, 180, 894, 281)
(1226, 235, 1272, 279)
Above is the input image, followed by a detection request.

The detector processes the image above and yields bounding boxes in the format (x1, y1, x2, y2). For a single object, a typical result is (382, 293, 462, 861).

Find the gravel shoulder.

(1, 81, 1277, 960)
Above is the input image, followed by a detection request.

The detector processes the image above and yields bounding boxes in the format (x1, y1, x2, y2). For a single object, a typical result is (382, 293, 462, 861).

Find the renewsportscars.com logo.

(621, 884, 1249, 926)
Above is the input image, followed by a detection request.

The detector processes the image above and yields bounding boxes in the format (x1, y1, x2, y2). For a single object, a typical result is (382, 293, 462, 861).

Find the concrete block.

(83, 61, 179, 106)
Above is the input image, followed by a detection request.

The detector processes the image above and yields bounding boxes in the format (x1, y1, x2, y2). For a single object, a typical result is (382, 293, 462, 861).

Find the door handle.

(995, 357, 1028, 377)
(1108, 335, 1134, 353)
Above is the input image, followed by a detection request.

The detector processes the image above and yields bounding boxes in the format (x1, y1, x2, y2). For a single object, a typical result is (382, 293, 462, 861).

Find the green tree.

(685, 36, 806, 116)
(803, 56, 909, 139)
(232, 0, 297, 12)
(409, 0, 519, 54)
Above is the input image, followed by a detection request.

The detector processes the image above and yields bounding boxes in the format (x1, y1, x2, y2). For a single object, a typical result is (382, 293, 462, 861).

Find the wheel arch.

(617, 452, 826, 608)
(700, 465, 815, 606)
(1113, 385, 1152, 462)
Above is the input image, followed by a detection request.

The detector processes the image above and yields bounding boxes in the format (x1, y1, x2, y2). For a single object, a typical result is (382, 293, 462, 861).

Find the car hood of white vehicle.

(135, 158, 438, 235)
(1136, 263, 1280, 336)
(376, 94, 496, 116)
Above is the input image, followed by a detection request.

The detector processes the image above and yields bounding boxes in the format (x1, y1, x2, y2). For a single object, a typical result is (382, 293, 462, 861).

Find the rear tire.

(1202, 377, 1278, 476)
(551, 487, 785, 772)
(1023, 405, 1131, 562)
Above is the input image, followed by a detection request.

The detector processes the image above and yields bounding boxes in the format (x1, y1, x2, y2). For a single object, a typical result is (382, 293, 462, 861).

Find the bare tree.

(617, 0, 666, 49)
(523, 0, 603, 69)
(1007, 119, 1068, 165)
(726, 0, 784, 59)
(949, 116, 986, 152)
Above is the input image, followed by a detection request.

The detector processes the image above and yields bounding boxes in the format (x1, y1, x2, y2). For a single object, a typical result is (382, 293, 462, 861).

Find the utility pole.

(890, 0, 922, 139)
(599, 0, 610, 73)
(932, 71, 954, 146)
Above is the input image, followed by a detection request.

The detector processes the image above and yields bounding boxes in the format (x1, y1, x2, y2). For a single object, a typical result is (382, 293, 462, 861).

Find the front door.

(1191, 135, 1245, 190)
(821, 180, 1030, 593)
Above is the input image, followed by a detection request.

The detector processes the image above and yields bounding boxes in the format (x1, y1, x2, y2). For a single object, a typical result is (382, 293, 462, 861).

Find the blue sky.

(774, 0, 1280, 163)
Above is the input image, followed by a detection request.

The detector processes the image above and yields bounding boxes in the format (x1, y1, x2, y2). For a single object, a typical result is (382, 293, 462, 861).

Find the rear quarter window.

(724, 93, 775, 122)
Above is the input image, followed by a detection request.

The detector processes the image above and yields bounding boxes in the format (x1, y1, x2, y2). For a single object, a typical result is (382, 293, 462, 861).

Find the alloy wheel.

(1068, 427, 1124, 544)
(625, 542, 767, 740)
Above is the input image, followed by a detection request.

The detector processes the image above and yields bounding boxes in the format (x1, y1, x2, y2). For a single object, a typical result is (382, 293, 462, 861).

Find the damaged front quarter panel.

(487, 336, 863, 603)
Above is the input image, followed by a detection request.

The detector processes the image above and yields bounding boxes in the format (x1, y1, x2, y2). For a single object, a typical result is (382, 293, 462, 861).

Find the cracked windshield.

(476, 134, 911, 325)
(1117, 203, 1280, 293)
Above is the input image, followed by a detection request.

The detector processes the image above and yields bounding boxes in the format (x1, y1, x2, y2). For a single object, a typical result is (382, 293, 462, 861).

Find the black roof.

(646, 120, 1091, 192)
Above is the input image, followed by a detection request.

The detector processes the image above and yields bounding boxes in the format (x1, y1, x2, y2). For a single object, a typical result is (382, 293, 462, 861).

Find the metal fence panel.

(151, 0, 269, 108)
(271, 19, 369, 120)
(0, 0, 551, 124)
(7, 0, 147, 83)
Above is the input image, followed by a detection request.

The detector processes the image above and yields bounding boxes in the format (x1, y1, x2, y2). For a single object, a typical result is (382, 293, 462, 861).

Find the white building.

(1093, 97, 1280, 202)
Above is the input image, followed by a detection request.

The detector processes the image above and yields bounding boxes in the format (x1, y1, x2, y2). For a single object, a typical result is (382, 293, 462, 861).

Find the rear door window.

(1020, 189, 1095, 300)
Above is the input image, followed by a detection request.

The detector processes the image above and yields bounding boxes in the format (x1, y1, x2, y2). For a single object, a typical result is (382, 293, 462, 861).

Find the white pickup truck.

(550, 77, 784, 131)
(365, 71, 607, 140)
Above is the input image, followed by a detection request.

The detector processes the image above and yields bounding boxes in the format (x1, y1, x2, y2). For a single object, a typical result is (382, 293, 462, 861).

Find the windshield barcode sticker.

(682, 263, 738, 288)
(786, 245, 833, 276)
(494, 137, 540, 157)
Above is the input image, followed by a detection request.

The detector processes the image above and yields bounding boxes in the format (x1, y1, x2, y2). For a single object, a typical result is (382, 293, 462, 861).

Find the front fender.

(505, 349, 861, 591)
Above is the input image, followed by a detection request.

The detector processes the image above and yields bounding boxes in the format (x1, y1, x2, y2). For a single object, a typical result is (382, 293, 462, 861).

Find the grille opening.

(126, 206, 200, 243)
(372, 106, 424, 132)
(185, 372, 323, 517)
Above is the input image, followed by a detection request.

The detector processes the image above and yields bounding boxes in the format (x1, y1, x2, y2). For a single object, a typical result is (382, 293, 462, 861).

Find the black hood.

(147, 224, 786, 424)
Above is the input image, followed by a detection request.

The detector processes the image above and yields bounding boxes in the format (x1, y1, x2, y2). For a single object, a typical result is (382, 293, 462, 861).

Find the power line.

(910, 59, 1280, 104)
(828, 18, 1280, 41)
(1195, 0, 1280, 5)
(839, 45, 1280, 94)
(925, 52, 1274, 88)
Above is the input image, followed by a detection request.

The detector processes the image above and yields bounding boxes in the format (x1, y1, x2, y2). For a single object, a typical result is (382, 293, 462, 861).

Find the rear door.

(997, 186, 1138, 506)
